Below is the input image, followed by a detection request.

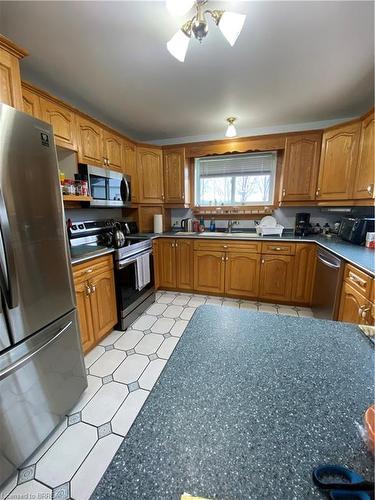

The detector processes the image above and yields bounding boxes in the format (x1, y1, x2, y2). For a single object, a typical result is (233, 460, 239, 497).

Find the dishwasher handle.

(317, 253, 341, 270)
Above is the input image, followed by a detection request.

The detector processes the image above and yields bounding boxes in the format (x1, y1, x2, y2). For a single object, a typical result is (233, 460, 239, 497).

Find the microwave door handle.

(125, 178, 130, 202)
(120, 178, 128, 203)
(0, 190, 18, 309)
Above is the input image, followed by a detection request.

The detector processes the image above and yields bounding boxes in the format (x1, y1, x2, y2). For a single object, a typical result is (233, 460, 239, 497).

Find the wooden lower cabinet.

(176, 239, 194, 290)
(194, 251, 225, 294)
(154, 238, 194, 291)
(73, 255, 117, 353)
(89, 269, 118, 341)
(259, 255, 294, 302)
(225, 252, 260, 298)
(338, 282, 373, 325)
(75, 281, 95, 353)
(291, 244, 316, 304)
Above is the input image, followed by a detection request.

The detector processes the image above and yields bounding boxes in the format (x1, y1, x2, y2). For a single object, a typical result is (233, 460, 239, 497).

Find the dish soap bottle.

(209, 219, 216, 232)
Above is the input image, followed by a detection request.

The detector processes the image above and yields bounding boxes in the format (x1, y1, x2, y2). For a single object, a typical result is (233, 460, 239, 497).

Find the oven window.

(90, 175, 106, 200)
(108, 178, 122, 201)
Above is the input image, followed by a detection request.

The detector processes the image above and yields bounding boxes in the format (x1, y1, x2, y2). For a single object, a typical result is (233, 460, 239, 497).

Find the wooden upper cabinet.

(137, 147, 164, 203)
(281, 132, 322, 201)
(353, 110, 375, 199)
(259, 255, 294, 302)
(316, 121, 361, 200)
(103, 130, 123, 171)
(176, 239, 194, 291)
(22, 85, 41, 119)
(123, 141, 138, 202)
(225, 252, 260, 299)
(0, 35, 27, 111)
(291, 244, 316, 304)
(77, 116, 104, 166)
(40, 97, 77, 150)
(163, 148, 189, 204)
(194, 250, 225, 294)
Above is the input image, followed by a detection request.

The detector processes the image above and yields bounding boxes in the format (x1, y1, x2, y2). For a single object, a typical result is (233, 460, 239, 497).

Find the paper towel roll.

(154, 214, 163, 234)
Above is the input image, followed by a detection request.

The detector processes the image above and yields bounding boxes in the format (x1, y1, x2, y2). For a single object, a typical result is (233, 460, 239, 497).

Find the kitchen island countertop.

(93, 305, 374, 500)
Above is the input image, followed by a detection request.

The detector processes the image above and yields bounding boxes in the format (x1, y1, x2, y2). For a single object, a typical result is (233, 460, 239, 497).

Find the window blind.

(196, 152, 277, 178)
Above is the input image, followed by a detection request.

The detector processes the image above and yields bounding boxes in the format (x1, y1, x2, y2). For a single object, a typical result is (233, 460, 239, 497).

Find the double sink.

(175, 231, 259, 237)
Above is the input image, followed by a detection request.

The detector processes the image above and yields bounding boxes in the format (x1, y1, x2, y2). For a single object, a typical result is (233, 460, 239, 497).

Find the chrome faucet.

(227, 220, 239, 233)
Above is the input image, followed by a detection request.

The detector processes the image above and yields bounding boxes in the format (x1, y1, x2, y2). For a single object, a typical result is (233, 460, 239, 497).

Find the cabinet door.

(123, 141, 138, 202)
(259, 255, 294, 302)
(22, 86, 41, 119)
(89, 269, 117, 342)
(225, 252, 260, 298)
(194, 251, 225, 294)
(281, 133, 322, 201)
(74, 281, 95, 353)
(0, 47, 23, 110)
(137, 147, 164, 203)
(155, 239, 176, 289)
(40, 97, 77, 150)
(163, 148, 186, 203)
(77, 116, 104, 166)
(316, 122, 361, 200)
(103, 130, 123, 172)
(338, 282, 367, 325)
(353, 111, 375, 199)
(291, 244, 316, 304)
(176, 239, 194, 291)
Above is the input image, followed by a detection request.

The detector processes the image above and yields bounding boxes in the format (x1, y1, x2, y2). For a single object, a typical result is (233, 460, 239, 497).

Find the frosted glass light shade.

(166, 0, 195, 16)
(218, 11, 246, 46)
(225, 123, 237, 138)
(167, 30, 190, 62)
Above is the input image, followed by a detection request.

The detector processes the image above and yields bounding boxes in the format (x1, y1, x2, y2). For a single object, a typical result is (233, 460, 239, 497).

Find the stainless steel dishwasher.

(312, 248, 344, 320)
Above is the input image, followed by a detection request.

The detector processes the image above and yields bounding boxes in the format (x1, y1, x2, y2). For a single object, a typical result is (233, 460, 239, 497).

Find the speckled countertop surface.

(93, 306, 374, 500)
(70, 245, 114, 265)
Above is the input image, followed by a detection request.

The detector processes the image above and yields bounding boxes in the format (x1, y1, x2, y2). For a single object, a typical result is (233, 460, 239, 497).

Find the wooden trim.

(63, 195, 93, 202)
(0, 34, 28, 59)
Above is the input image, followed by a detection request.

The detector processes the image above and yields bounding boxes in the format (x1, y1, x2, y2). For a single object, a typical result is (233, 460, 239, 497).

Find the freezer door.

(0, 309, 87, 487)
(0, 104, 75, 343)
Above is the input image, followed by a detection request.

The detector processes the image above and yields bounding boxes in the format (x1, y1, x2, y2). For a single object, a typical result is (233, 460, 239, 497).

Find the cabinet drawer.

(193, 239, 261, 253)
(344, 264, 373, 300)
(261, 242, 295, 255)
(73, 254, 114, 283)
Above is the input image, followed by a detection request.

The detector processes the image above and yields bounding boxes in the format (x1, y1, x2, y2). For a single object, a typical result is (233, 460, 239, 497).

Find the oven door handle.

(117, 251, 152, 270)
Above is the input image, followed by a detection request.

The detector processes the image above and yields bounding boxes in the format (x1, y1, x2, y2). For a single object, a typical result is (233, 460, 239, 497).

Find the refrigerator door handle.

(0, 320, 72, 380)
(0, 189, 18, 309)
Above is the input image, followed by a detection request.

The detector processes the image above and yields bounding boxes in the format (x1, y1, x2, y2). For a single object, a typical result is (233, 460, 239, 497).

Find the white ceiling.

(1, 1, 374, 143)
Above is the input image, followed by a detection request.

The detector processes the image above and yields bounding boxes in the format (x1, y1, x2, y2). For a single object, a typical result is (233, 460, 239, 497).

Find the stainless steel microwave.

(78, 164, 131, 208)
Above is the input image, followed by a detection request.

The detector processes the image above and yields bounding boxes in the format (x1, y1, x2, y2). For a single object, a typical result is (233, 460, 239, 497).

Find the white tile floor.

(0, 292, 313, 500)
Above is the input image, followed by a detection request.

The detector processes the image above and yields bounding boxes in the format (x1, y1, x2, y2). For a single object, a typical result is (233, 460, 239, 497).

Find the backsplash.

(170, 207, 373, 231)
(64, 208, 124, 223)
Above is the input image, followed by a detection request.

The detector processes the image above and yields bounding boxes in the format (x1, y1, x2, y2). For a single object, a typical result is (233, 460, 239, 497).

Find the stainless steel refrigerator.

(0, 104, 87, 487)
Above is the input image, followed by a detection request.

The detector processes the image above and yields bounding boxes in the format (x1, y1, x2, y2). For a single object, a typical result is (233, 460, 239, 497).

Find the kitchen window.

(194, 152, 277, 206)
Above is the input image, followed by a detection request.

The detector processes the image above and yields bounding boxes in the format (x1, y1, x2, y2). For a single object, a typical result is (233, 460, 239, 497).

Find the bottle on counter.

(199, 217, 205, 233)
(313, 223, 321, 234)
(322, 223, 331, 235)
(209, 219, 216, 232)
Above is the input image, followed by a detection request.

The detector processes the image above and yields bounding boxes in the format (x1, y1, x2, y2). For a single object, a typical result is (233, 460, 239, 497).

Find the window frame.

(194, 152, 278, 208)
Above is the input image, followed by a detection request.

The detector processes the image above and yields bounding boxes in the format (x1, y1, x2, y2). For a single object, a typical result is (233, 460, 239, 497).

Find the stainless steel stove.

(68, 219, 155, 330)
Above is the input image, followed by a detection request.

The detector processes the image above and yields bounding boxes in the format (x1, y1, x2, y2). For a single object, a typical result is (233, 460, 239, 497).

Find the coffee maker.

(295, 213, 311, 236)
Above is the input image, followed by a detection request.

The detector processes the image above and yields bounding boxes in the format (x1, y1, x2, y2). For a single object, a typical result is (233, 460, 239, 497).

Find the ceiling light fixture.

(225, 117, 237, 138)
(167, 0, 246, 62)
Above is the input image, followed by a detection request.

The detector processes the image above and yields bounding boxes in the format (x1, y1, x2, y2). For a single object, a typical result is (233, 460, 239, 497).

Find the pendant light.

(167, 0, 246, 62)
(225, 117, 237, 138)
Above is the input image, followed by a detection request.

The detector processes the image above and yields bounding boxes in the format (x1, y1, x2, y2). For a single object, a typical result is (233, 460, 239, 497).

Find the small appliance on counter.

(294, 212, 311, 236)
(181, 218, 194, 232)
(255, 216, 284, 237)
(338, 217, 375, 245)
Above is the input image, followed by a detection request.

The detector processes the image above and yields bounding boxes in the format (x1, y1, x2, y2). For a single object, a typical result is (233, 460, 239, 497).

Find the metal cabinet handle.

(89, 282, 96, 294)
(175, 242, 178, 247)
(223, 245, 228, 249)
(316, 188, 320, 197)
(226, 257, 229, 261)
(85, 269, 93, 274)
(349, 273, 366, 287)
(282, 188, 286, 197)
(367, 184, 374, 195)
(85, 284, 92, 296)
(270, 247, 284, 251)
(261, 259, 265, 264)
(221, 256, 225, 262)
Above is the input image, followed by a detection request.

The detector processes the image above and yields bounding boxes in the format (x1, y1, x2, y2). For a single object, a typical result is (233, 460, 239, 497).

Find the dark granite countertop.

(140, 231, 375, 276)
(93, 306, 374, 500)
